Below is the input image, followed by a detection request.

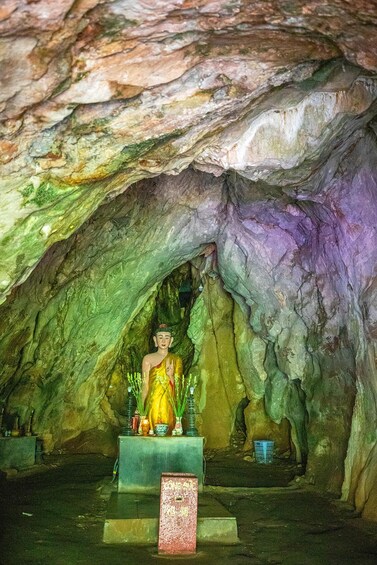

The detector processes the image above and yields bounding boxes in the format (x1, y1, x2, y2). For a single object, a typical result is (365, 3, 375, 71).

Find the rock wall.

(0, 169, 225, 449)
(188, 277, 246, 449)
(217, 131, 377, 511)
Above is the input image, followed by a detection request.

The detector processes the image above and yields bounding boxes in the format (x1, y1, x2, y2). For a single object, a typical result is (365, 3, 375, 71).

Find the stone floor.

(0, 452, 377, 565)
(204, 448, 303, 487)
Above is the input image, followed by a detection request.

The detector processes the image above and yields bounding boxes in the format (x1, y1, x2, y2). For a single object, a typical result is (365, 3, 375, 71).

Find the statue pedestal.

(118, 435, 204, 493)
(103, 492, 239, 545)
(103, 435, 238, 545)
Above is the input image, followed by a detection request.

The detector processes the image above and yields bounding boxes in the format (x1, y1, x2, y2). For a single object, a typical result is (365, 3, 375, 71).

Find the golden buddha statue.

(142, 324, 183, 434)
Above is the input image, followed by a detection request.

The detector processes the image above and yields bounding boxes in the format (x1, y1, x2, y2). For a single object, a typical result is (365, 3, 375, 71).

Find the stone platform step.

(103, 492, 239, 545)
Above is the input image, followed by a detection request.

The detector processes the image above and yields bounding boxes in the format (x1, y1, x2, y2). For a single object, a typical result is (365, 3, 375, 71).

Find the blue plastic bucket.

(254, 440, 274, 464)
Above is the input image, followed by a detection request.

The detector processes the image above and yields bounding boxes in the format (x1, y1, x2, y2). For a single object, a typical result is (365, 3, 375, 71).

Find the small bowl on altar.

(154, 423, 169, 436)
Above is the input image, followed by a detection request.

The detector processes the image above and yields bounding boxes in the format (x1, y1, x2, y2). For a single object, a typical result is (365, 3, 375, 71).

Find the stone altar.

(118, 435, 204, 493)
(103, 492, 238, 544)
(103, 435, 238, 544)
(0, 436, 36, 469)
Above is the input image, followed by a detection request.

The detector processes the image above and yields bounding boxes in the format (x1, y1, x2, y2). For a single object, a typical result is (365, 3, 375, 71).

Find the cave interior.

(1, 0, 377, 525)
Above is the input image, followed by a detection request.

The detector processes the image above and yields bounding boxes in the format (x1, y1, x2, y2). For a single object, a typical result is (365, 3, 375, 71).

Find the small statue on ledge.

(142, 324, 183, 435)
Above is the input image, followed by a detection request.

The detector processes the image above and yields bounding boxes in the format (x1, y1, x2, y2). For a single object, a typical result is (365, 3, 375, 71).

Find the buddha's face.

(154, 331, 173, 351)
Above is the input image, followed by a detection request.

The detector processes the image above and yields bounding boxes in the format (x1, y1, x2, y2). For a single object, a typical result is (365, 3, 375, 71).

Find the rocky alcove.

(1, 0, 377, 524)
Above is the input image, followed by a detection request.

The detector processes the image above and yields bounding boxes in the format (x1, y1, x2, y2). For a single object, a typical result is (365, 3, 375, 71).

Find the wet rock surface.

(0, 454, 377, 565)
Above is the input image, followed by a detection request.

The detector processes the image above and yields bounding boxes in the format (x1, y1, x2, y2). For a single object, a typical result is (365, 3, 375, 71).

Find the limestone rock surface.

(1, 1, 377, 301)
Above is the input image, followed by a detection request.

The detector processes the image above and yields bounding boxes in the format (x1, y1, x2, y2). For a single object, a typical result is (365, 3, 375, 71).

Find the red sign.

(158, 473, 198, 554)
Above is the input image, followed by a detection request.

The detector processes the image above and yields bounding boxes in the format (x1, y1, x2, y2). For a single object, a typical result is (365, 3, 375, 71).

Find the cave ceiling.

(0, 0, 377, 302)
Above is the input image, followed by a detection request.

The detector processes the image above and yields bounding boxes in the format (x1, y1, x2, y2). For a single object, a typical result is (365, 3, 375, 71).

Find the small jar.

(141, 417, 150, 436)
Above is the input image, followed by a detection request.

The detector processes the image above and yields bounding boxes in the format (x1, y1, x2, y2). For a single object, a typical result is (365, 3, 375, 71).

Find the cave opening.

(0, 174, 308, 468)
(0, 160, 362, 480)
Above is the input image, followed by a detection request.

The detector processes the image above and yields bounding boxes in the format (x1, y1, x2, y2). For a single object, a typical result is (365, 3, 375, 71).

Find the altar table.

(118, 435, 204, 493)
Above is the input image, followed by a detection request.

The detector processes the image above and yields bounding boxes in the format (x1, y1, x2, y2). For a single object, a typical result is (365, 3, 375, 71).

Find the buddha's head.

(153, 323, 173, 351)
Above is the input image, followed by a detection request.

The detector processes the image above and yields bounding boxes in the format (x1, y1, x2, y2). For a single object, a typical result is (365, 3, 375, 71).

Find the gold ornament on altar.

(141, 416, 150, 436)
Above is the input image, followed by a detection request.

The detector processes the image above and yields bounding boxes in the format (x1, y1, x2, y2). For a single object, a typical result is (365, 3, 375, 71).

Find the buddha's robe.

(147, 353, 183, 433)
